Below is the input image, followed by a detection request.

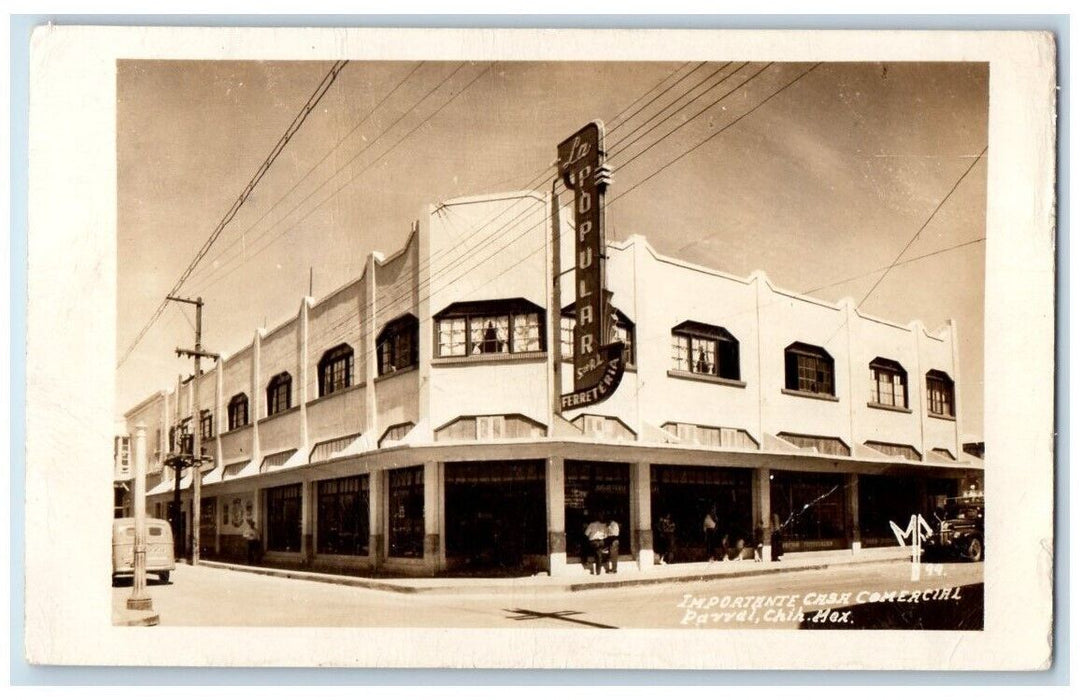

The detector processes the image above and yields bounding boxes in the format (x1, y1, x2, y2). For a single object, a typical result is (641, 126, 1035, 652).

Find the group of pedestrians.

(654, 507, 786, 564)
(584, 513, 621, 575)
(583, 507, 788, 572)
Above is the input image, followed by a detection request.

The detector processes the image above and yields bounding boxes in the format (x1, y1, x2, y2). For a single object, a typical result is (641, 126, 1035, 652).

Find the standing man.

(584, 512, 608, 575)
(604, 516, 621, 574)
(242, 517, 261, 565)
(703, 506, 718, 561)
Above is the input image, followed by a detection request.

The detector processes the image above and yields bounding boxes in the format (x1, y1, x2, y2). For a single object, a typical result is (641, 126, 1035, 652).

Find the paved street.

(113, 560, 983, 629)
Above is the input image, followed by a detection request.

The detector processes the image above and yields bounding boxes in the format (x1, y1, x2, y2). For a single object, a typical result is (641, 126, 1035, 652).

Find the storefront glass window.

(388, 466, 424, 558)
(564, 461, 630, 563)
(317, 475, 370, 556)
(266, 483, 302, 552)
(769, 471, 847, 552)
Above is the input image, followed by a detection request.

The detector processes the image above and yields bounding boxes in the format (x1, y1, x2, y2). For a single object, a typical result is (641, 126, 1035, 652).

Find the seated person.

(727, 537, 755, 561)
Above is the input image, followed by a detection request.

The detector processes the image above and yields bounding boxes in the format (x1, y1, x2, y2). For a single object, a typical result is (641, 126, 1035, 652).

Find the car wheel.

(159, 571, 170, 583)
(965, 537, 983, 562)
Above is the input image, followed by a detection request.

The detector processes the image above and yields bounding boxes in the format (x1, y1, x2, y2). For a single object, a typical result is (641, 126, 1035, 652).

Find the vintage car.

(924, 495, 984, 562)
(112, 517, 176, 582)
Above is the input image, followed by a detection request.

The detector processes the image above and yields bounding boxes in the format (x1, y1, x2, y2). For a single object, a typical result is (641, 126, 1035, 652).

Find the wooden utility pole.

(168, 295, 218, 566)
(551, 177, 562, 420)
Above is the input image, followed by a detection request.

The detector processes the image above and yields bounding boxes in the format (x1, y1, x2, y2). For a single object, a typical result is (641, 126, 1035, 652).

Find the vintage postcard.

(24, 26, 1055, 670)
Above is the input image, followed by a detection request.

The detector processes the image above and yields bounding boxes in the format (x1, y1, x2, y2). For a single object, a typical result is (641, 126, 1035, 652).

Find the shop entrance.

(770, 470, 848, 552)
(444, 460, 547, 574)
(859, 474, 923, 547)
(199, 496, 217, 558)
(564, 461, 631, 566)
(650, 465, 753, 563)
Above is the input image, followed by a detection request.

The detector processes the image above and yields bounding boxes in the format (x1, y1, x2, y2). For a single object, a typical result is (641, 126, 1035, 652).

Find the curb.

(113, 612, 160, 626)
(199, 553, 907, 596)
(567, 562, 829, 592)
(200, 560, 422, 594)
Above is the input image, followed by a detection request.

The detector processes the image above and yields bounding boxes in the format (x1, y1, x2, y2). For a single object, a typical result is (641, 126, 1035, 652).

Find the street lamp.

(126, 423, 154, 614)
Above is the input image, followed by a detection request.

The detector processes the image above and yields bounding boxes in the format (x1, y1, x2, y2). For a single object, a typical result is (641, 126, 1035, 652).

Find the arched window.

(227, 393, 249, 430)
(926, 370, 955, 417)
(671, 321, 739, 380)
(869, 358, 908, 408)
(784, 342, 834, 396)
(318, 344, 354, 396)
(266, 372, 292, 416)
(377, 315, 419, 376)
(199, 409, 214, 440)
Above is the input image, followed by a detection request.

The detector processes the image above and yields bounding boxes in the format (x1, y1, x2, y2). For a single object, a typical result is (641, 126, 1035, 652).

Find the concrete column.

(754, 467, 772, 561)
(251, 488, 263, 552)
(364, 254, 378, 440)
(297, 300, 311, 456)
(423, 461, 441, 574)
(301, 478, 313, 565)
(126, 423, 153, 612)
(251, 331, 262, 465)
(545, 456, 566, 573)
(847, 473, 861, 554)
(368, 469, 384, 568)
(948, 318, 963, 460)
(630, 461, 653, 570)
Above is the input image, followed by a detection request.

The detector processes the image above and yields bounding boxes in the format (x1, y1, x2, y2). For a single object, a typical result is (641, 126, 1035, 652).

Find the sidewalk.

(199, 546, 910, 596)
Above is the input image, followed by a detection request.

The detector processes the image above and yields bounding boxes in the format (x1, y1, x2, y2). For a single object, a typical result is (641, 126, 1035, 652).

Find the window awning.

(146, 471, 192, 496)
(927, 449, 957, 464)
(260, 449, 304, 473)
(763, 433, 812, 455)
(223, 459, 258, 481)
(201, 464, 225, 486)
(310, 433, 363, 463)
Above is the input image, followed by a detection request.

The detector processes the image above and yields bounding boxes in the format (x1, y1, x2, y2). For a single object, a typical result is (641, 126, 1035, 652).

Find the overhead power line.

(189, 62, 489, 293)
(118, 60, 350, 368)
(803, 237, 986, 296)
(854, 146, 988, 310)
(180, 62, 426, 288)
(608, 63, 821, 205)
(154, 60, 797, 383)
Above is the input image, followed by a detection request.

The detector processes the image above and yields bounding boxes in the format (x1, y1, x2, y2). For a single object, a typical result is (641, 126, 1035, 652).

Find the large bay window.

(435, 299, 545, 358)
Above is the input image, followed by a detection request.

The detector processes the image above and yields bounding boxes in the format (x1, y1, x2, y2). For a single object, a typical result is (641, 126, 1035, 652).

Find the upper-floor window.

(926, 370, 955, 417)
(169, 418, 192, 455)
(318, 344, 354, 396)
(266, 372, 292, 417)
(560, 305, 635, 365)
(869, 358, 907, 408)
(227, 393, 249, 431)
(671, 321, 739, 380)
(200, 409, 214, 440)
(435, 299, 545, 358)
(785, 342, 834, 396)
(377, 314, 419, 375)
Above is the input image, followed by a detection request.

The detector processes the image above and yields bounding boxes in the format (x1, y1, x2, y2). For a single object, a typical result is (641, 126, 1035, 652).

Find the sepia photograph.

(24, 26, 1055, 670)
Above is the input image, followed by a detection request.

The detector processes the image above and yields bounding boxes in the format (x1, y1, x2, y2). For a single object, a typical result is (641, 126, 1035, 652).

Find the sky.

(116, 60, 987, 435)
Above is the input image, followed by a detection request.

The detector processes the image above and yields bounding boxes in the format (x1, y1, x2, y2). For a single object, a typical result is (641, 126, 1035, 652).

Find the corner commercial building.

(120, 190, 981, 577)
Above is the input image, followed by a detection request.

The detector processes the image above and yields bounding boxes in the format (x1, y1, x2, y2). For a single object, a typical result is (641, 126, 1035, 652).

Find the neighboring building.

(113, 426, 132, 518)
(121, 190, 981, 576)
